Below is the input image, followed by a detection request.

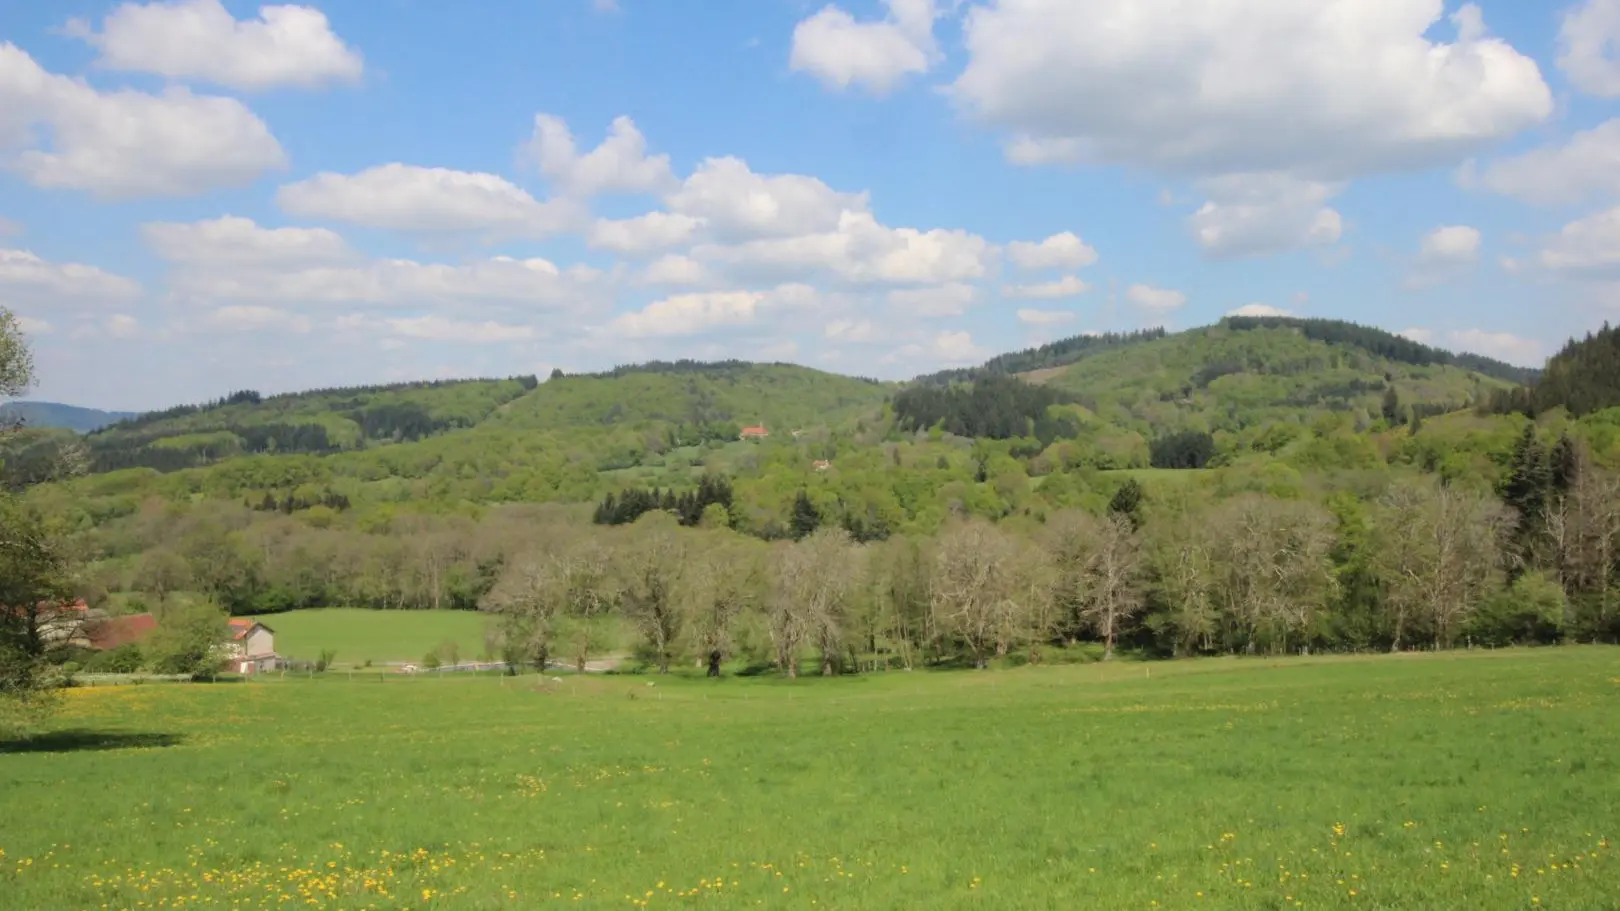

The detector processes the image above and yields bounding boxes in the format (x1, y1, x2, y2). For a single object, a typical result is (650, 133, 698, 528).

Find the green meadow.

(243, 609, 493, 665)
(2, 648, 1617, 910)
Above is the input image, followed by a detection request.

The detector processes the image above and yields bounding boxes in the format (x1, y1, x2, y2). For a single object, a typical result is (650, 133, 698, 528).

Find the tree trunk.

(707, 650, 721, 678)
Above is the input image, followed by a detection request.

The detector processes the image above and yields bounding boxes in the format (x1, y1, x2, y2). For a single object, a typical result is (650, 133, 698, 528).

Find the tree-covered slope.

(1035, 323, 1514, 434)
(83, 377, 537, 473)
(0, 400, 135, 432)
(494, 362, 892, 436)
(1486, 322, 1620, 417)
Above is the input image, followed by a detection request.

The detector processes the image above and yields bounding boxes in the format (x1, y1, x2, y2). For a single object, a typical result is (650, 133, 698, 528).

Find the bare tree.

(1150, 523, 1218, 656)
(616, 514, 687, 673)
(1208, 496, 1338, 654)
(1371, 481, 1509, 649)
(682, 534, 763, 677)
(931, 520, 1020, 669)
(1080, 513, 1146, 660)
(1545, 456, 1620, 636)
(767, 528, 860, 677)
(479, 555, 560, 671)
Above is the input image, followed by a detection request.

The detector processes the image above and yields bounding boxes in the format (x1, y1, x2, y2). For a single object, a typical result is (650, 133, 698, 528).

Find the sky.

(2, 0, 1619, 410)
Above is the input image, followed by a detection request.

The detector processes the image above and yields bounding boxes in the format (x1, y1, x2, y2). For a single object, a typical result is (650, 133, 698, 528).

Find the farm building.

(224, 618, 280, 674)
(739, 425, 769, 440)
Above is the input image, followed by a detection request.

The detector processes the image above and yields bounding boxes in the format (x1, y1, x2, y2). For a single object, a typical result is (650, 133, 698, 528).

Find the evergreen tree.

(1381, 387, 1401, 425)
(1408, 407, 1423, 435)
(789, 490, 822, 541)
(1500, 424, 1552, 573)
(1551, 432, 1580, 494)
(1108, 479, 1144, 530)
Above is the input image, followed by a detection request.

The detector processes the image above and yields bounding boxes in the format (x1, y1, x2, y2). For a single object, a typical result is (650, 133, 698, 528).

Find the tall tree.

(789, 490, 822, 541)
(931, 520, 1022, 669)
(682, 534, 762, 677)
(1371, 481, 1510, 650)
(616, 514, 687, 673)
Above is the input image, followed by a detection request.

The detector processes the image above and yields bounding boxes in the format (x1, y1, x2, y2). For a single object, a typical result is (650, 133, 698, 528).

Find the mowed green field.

(245, 609, 492, 664)
(3, 649, 1618, 910)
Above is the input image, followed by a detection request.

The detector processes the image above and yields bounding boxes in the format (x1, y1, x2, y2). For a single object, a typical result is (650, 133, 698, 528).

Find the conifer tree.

(790, 490, 821, 541)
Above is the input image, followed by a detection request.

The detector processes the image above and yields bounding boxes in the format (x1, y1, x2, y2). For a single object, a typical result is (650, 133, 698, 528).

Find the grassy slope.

(1036, 325, 1511, 431)
(4, 648, 1615, 909)
(244, 608, 493, 664)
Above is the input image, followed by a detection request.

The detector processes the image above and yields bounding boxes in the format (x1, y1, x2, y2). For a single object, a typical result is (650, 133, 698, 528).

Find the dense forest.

(915, 328, 1169, 386)
(1486, 324, 1620, 418)
(1224, 316, 1539, 384)
(893, 375, 1078, 441)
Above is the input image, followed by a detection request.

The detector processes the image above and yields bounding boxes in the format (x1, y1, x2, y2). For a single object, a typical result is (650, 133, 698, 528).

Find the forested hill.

(0, 401, 135, 432)
(1221, 316, 1539, 385)
(82, 376, 538, 473)
(1486, 323, 1620, 417)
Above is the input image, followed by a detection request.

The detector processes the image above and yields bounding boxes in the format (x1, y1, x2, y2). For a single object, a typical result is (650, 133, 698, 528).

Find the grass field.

(244, 609, 492, 664)
(3, 648, 1617, 909)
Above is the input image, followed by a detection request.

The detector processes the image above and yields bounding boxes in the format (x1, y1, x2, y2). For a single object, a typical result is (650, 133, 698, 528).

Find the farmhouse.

(739, 425, 769, 440)
(225, 618, 280, 674)
(812, 460, 832, 471)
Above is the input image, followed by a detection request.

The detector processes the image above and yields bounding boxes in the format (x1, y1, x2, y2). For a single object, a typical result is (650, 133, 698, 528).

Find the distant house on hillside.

(740, 425, 769, 440)
(225, 619, 280, 674)
(811, 459, 832, 472)
(86, 613, 158, 651)
(5, 599, 97, 649)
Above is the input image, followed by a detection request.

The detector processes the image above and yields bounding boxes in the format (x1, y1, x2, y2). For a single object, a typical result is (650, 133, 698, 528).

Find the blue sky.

(3, 0, 1619, 410)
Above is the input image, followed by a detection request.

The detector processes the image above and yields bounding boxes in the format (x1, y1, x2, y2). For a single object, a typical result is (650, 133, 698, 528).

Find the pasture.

(2, 648, 1616, 909)
(243, 608, 492, 665)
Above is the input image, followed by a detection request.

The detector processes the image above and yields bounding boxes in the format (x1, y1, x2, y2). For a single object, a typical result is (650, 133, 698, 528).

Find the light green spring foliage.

(1, 648, 1615, 908)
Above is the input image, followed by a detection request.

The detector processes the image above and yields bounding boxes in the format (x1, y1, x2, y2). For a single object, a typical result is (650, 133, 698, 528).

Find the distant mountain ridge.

(0, 401, 136, 433)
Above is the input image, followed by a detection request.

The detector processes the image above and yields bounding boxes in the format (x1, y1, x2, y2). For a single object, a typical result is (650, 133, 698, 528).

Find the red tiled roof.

(86, 614, 158, 650)
(740, 426, 768, 435)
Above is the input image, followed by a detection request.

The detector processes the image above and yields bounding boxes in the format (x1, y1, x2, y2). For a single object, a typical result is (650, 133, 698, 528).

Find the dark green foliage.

(914, 328, 1168, 387)
(1224, 315, 1538, 384)
(1381, 387, 1401, 425)
(593, 475, 734, 528)
(790, 490, 821, 540)
(1150, 431, 1216, 469)
(1486, 323, 1620, 417)
(248, 489, 352, 514)
(1108, 479, 1144, 529)
(893, 375, 1075, 440)
(1551, 433, 1579, 493)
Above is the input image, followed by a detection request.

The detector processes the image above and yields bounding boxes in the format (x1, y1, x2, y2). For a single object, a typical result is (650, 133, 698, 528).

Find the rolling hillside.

(0, 400, 135, 432)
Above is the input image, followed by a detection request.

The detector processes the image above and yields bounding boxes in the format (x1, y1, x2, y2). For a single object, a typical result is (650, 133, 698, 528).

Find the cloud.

(1188, 173, 1343, 257)
(1536, 207, 1620, 277)
(666, 156, 867, 240)
(887, 282, 977, 316)
(0, 43, 286, 198)
(1006, 232, 1098, 270)
(641, 254, 710, 286)
(1126, 283, 1186, 312)
(607, 290, 767, 338)
(588, 212, 703, 254)
(206, 305, 313, 334)
(1225, 304, 1293, 317)
(524, 114, 676, 197)
(1447, 328, 1543, 365)
(825, 318, 882, 342)
(276, 164, 581, 235)
(951, 1, 1550, 181)
(142, 216, 355, 268)
(145, 216, 606, 311)
(1399, 328, 1434, 344)
(789, 0, 939, 95)
(0, 247, 143, 308)
(105, 314, 141, 338)
(1465, 119, 1620, 206)
(693, 210, 993, 287)
(15, 316, 51, 335)
(884, 329, 989, 369)
(1558, 0, 1620, 97)
(385, 315, 539, 344)
(1418, 225, 1482, 264)
(1004, 275, 1088, 300)
(1016, 308, 1075, 325)
(64, 0, 363, 91)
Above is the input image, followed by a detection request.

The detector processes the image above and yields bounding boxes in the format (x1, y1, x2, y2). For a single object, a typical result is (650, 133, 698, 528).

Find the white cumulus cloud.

(524, 114, 676, 197)
(790, 0, 939, 96)
(1465, 119, 1620, 206)
(0, 42, 286, 198)
(951, 0, 1551, 181)
(276, 164, 582, 235)
(887, 283, 978, 317)
(1188, 173, 1343, 258)
(65, 0, 363, 91)
(666, 156, 868, 240)
(1016, 308, 1076, 325)
(1558, 0, 1620, 97)
(1225, 304, 1293, 317)
(1126, 283, 1187, 312)
(1004, 275, 1088, 300)
(1007, 232, 1098, 270)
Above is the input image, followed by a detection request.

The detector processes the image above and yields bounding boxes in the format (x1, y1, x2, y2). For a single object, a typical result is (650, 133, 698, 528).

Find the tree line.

(1224, 316, 1538, 385)
(1485, 323, 1620, 418)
